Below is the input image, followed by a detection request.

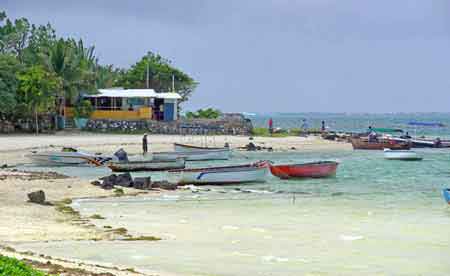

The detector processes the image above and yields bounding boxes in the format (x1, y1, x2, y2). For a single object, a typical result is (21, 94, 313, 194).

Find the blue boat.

(443, 189, 450, 205)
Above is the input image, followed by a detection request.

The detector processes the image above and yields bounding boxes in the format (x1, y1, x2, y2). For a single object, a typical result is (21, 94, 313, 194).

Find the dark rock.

(91, 180, 101, 186)
(152, 180, 177, 190)
(27, 190, 46, 205)
(1, 164, 7, 169)
(133, 177, 152, 190)
(115, 173, 133, 187)
(246, 142, 257, 151)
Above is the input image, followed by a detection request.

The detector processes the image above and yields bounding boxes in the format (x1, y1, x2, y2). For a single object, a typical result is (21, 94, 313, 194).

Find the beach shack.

(66, 89, 181, 121)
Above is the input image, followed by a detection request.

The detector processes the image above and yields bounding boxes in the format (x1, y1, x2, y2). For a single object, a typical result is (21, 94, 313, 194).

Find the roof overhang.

(85, 89, 181, 100)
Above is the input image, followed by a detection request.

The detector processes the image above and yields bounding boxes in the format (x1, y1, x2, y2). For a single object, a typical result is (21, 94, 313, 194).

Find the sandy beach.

(0, 132, 349, 275)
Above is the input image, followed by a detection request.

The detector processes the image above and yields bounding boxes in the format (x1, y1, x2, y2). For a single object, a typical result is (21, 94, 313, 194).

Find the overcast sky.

(3, 0, 450, 113)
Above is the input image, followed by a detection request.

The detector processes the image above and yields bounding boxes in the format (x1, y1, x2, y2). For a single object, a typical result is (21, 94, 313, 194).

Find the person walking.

(142, 133, 148, 154)
(268, 118, 274, 135)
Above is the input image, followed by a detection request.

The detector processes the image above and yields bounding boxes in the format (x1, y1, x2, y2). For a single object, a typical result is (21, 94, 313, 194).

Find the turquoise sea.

(249, 112, 450, 138)
(15, 145, 450, 275)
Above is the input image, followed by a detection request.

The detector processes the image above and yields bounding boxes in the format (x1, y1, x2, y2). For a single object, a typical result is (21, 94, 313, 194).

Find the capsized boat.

(107, 158, 185, 172)
(25, 147, 110, 165)
(270, 161, 338, 179)
(169, 161, 270, 185)
(350, 138, 410, 150)
(174, 143, 228, 152)
(153, 148, 231, 161)
(383, 149, 422, 161)
(443, 189, 450, 205)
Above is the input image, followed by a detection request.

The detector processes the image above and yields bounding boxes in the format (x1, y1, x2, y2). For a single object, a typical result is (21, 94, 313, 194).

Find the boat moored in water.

(442, 189, 450, 205)
(174, 143, 229, 152)
(169, 161, 270, 185)
(270, 161, 338, 179)
(107, 158, 185, 172)
(350, 137, 410, 150)
(153, 148, 231, 161)
(383, 149, 422, 161)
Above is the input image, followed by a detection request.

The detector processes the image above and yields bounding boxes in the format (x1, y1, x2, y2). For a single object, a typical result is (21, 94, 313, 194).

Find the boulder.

(99, 174, 117, 189)
(133, 177, 152, 190)
(115, 173, 133, 187)
(152, 180, 177, 190)
(27, 190, 46, 205)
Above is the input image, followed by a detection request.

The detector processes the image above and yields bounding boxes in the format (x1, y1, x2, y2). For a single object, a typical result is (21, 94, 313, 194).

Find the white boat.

(25, 148, 107, 165)
(153, 148, 231, 161)
(169, 161, 270, 185)
(174, 143, 228, 152)
(383, 149, 423, 161)
(107, 158, 185, 172)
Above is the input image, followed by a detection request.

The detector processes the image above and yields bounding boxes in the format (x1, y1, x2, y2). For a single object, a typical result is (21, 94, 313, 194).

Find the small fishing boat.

(170, 161, 270, 185)
(443, 189, 450, 205)
(174, 143, 228, 152)
(107, 158, 185, 172)
(25, 147, 109, 165)
(383, 149, 422, 161)
(153, 148, 231, 161)
(350, 138, 410, 150)
(270, 161, 339, 179)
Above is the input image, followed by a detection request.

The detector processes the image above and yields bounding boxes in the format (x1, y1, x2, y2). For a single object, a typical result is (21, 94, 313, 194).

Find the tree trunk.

(35, 109, 39, 135)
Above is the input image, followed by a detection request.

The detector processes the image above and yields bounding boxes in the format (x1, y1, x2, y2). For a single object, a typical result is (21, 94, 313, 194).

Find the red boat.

(270, 161, 338, 179)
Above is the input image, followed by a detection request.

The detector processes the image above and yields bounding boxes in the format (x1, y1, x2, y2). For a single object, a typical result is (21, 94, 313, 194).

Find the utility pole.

(146, 53, 150, 89)
(172, 74, 175, 92)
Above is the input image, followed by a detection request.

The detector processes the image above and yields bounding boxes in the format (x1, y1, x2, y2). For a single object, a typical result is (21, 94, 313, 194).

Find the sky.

(3, 0, 450, 113)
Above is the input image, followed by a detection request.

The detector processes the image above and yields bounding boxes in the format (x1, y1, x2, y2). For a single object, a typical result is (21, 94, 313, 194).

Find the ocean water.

(249, 112, 450, 138)
(15, 149, 450, 275)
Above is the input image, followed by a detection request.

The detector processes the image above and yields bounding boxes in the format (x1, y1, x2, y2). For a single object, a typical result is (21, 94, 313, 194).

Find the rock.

(90, 180, 101, 186)
(246, 142, 257, 151)
(98, 174, 117, 190)
(152, 181, 177, 190)
(27, 190, 46, 205)
(1, 164, 7, 169)
(115, 173, 133, 187)
(133, 177, 152, 190)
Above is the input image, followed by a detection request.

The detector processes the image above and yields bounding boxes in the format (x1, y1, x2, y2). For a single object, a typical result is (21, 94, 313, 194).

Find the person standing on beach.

(268, 118, 274, 135)
(321, 120, 326, 132)
(142, 133, 148, 154)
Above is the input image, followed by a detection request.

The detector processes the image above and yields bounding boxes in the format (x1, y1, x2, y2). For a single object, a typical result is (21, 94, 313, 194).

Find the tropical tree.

(0, 54, 23, 119)
(0, 12, 30, 62)
(16, 65, 61, 133)
(185, 108, 222, 119)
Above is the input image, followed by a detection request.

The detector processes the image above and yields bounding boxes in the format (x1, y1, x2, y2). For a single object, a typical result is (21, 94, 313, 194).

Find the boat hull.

(443, 189, 450, 205)
(383, 149, 422, 161)
(153, 149, 231, 161)
(25, 152, 92, 165)
(350, 138, 410, 150)
(174, 143, 226, 152)
(171, 163, 270, 185)
(108, 158, 185, 172)
(270, 161, 338, 179)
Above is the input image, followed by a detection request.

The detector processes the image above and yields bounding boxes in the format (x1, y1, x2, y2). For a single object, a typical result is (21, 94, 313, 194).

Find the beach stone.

(115, 173, 133, 187)
(152, 181, 177, 190)
(90, 180, 101, 186)
(246, 142, 257, 151)
(27, 190, 46, 205)
(99, 174, 117, 189)
(133, 177, 152, 190)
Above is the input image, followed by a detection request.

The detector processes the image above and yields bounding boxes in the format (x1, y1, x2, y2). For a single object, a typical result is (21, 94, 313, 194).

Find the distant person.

(321, 120, 326, 132)
(268, 118, 273, 134)
(301, 119, 309, 131)
(368, 126, 378, 143)
(142, 133, 148, 154)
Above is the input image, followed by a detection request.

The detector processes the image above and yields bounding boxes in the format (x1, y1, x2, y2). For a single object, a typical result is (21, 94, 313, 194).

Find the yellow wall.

(66, 107, 152, 120)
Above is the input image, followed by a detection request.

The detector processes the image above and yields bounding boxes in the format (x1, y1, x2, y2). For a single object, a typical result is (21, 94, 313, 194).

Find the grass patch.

(123, 235, 161, 241)
(113, 188, 124, 197)
(55, 205, 80, 217)
(106, 227, 128, 235)
(89, 214, 105, 220)
(103, 225, 112, 229)
(59, 198, 72, 205)
(0, 255, 51, 276)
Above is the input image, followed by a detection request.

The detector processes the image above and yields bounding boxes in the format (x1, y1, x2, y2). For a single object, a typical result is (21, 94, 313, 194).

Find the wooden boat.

(107, 158, 185, 172)
(25, 147, 109, 165)
(153, 148, 231, 161)
(270, 161, 338, 179)
(443, 189, 450, 205)
(350, 138, 410, 150)
(169, 161, 270, 185)
(383, 149, 422, 161)
(174, 143, 228, 152)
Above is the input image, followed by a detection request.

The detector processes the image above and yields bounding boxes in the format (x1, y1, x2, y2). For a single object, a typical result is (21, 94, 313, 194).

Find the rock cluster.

(92, 173, 177, 191)
(27, 190, 51, 205)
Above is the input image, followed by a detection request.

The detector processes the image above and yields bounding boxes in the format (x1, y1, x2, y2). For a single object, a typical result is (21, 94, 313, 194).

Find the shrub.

(185, 108, 221, 119)
(73, 100, 94, 118)
(0, 255, 49, 276)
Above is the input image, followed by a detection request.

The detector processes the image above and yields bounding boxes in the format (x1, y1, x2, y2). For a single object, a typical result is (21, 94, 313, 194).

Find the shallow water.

(15, 149, 450, 275)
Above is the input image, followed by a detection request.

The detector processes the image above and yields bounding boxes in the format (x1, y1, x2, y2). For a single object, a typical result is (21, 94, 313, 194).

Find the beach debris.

(27, 190, 50, 205)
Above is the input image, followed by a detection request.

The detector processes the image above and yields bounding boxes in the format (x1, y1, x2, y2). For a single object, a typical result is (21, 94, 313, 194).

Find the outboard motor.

(114, 148, 129, 162)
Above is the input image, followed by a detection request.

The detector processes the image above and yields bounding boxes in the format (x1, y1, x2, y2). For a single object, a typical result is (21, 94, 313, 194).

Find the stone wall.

(84, 118, 253, 135)
(0, 116, 55, 134)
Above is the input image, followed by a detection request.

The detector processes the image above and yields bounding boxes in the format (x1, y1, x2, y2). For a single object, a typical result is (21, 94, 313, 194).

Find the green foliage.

(0, 54, 23, 117)
(0, 255, 50, 276)
(185, 108, 221, 119)
(117, 51, 197, 102)
(73, 99, 93, 118)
